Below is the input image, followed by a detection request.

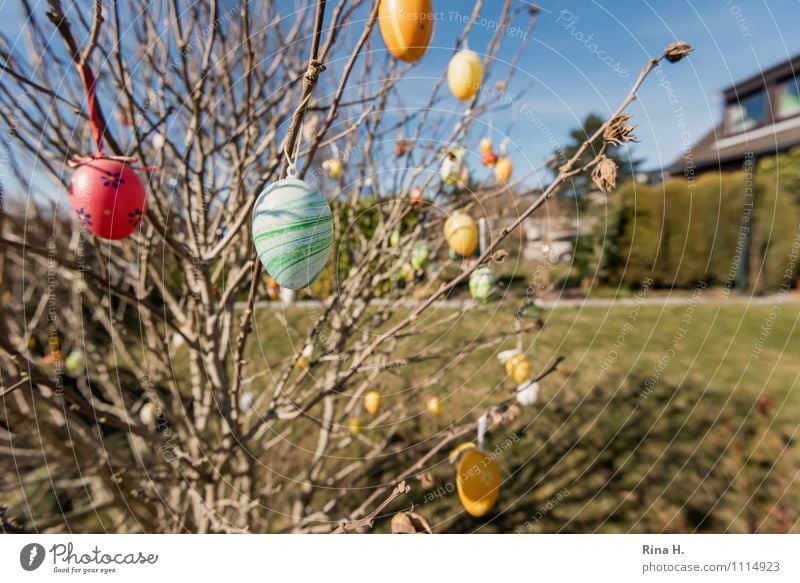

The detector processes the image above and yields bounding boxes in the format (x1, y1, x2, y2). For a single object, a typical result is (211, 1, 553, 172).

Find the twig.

(333, 480, 410, 533)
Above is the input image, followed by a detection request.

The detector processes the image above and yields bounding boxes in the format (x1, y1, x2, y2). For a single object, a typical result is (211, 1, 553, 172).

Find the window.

(726, 90, 766, 133)
(776, 75, 800, 118)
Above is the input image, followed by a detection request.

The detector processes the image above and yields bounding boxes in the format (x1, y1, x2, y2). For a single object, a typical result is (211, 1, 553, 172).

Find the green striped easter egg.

(252, 178, 333, 290)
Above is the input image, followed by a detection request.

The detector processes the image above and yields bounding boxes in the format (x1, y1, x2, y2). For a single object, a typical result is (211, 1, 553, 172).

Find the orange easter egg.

(378, 0, 434, 63)
(495, 157, 513, 182)
(427, 395, 441, 416)
(457, 447, 500, 517)
(364, 390, 381, 415)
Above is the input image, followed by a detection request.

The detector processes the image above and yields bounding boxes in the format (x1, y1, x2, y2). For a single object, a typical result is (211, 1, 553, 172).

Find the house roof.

(669, 116, 800, 175)
(722, 53, 800, 100)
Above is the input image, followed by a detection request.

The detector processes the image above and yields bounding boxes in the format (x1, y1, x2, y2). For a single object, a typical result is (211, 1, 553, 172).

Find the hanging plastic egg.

(322, 158, 344, 179)
(456, 446, 500, 517)
(479, 138, 493, 152)
(378, 0, 434, 63)
(447, 49, 484, 100)
(139, 402, 157, 428)
(516, 380, 540, 407)
(266, 275, 280, 300)
(505, 352, 532, 384)
(252, 177, 333, 290)
(349, 416, 362, 435)
(411, 241, 431, 270)
(295, 344, 313, 371)
(427, 395, 441, 416)
(440, 147, 466, 185)
(495, 156, 513, 182)
(444, 212, 478, 257)
(469, 267, 495, 301)
(64, 350, 85, 374)
(389, 228, 401, 247)
(239, 391, 256, 410)
(364, 390, 381, 415)
(481, 150, 498, 167)
(69, 158, 147, 240)
(409, 187, 424, 208)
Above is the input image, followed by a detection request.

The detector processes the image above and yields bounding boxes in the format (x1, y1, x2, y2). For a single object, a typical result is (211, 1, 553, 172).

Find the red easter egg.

(69, 158, 146, 240)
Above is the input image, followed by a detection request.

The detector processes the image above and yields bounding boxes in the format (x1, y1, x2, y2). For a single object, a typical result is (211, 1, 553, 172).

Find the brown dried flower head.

(664, 41, 693, 63)
(492, 249, 509, 263)
(391, 511, 433, 534)
(604, 114, 637, 146)
(592, 155, 618, 192)
(418, 472, 434, 488)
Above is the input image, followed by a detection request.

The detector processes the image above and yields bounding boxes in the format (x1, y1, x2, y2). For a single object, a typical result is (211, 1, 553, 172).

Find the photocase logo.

(19, 543, 46, 571)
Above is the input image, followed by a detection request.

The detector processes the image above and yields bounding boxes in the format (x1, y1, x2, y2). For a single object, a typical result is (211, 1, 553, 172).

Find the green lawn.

(253, 299, 800, 411)
(248, 299, 800, 533)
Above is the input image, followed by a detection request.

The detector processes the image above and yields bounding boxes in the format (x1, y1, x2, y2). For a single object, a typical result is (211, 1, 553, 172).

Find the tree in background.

(757, 146, 800, 206)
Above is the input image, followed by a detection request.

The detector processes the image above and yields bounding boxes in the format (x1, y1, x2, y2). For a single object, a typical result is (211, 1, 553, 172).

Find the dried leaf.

(492, 249, 508, 263)
(391, 511, 433, 534)
(418, 472, 434, 488)
(395, 139, 410, 158)
(604, 114, 637, 146)
(664, 41, 693, 63)
(591, 156, 618, 192)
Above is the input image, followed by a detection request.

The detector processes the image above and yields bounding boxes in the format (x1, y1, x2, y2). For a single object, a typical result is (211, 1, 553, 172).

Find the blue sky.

(3, 0, 800, 183)
(389, 0, 800, 172)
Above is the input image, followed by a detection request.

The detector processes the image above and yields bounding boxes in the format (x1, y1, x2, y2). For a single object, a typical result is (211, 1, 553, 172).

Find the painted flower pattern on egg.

(69, 158, 146, 240)
(252, 178, 333, 290)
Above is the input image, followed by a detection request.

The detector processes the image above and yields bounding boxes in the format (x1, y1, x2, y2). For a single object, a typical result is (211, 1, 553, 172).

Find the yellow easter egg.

(323, 158, 344, 179)
(444, 212, 478, 257)
(349, 416, 362, 435)
(295, 355, 310, 370)
(364, 390, 381, 415)
(427, 395, 441, 416)
(495, 156, 513, 182)
(456, 447, 500, 517)
(505, 352, 532, 384)
(378, 0, 434, 63)
(447, 49, 484, 100)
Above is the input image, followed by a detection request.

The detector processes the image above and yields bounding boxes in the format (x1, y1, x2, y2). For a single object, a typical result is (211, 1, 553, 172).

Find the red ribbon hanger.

(68, 62, 157, 172)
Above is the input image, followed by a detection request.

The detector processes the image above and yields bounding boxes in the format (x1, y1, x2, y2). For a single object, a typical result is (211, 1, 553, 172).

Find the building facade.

(670, 53, 800, 175)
